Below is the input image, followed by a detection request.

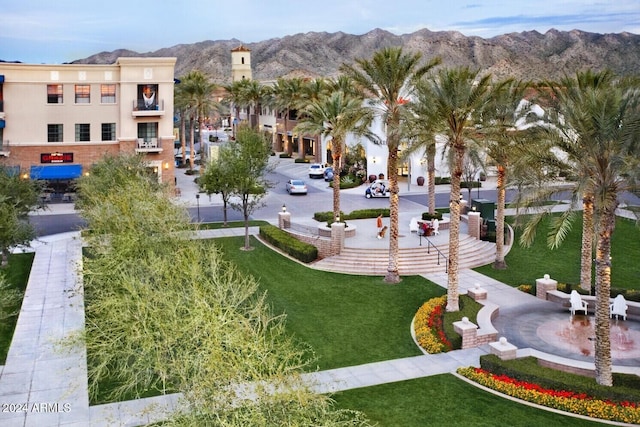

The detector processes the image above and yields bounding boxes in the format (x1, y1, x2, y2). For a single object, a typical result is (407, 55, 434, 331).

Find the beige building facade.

(0, 57, 177, 195)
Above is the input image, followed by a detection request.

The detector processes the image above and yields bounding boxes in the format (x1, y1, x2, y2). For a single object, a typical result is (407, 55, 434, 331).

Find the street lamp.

(477, 177, 481, 199)
(196, 194, 200, 222)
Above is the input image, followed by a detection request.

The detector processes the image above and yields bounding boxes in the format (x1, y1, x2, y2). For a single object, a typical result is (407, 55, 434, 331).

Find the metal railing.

(132, 99, 164, 112)
(422, 235, 448, 273)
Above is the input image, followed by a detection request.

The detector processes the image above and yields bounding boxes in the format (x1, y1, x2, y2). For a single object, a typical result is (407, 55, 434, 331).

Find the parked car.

(308, 163, 325, 178)
(175, 149, 201, 164)
(323, 167, 334, 181)
(365, 179, 389, 198)
(286, 179, 307, 195)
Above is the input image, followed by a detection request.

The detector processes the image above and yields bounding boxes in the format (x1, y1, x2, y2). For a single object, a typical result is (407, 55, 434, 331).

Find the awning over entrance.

(30, 164, 82, 180)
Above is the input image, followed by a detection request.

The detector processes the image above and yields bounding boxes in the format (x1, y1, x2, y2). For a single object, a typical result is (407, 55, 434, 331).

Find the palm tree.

(420, 66, 493, 311)
(522, 70, 640, 386)
(340, 47, 440, 284)
(294, 90, 375, 222)
(223, 80, 250, 138)
(239, 79, 271, 130)
(270, 77, 306, 157)
(176, 71, 218, 169)
(482, 79, 535, 269)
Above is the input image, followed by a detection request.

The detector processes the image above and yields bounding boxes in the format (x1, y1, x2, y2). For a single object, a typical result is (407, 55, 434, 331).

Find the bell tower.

(230, 45, 252, 82)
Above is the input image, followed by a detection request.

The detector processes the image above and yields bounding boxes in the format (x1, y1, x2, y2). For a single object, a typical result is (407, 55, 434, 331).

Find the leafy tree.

(0, 168, 41, 267)
(199, 158, 235, 226)
(221, 125, 273, 250)
(340, 47, 440, 283)
(295, 89, 375, 222)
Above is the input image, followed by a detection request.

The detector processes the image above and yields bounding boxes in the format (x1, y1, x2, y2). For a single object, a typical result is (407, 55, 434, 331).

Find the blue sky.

(2, 0, 639, 64)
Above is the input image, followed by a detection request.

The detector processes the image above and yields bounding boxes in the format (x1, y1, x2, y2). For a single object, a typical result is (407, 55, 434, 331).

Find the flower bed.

(457, 367, 640, 424)
(413, 296, 452, 353)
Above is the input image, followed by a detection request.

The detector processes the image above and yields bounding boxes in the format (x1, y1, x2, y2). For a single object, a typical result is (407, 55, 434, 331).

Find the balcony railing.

(132, 99, 165, 117)
(135, 138, 163, 153)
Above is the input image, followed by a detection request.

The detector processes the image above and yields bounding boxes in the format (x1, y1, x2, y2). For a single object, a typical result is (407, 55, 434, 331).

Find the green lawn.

(215, 236, 441, 370)
(0, 253, 35, 364)
(475, 214, 640, 290)
(333, 375, 606, 427)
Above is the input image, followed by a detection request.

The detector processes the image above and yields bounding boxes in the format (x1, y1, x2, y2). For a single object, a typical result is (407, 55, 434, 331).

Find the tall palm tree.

(522, 70, 640, 386)
(270, 77, 306, 157)
(294, 90, 375, 222)
(482, 79, 534, 269)
(176, 71, 218, 169)
(420, 66, 493, 310)
(341, 47, 440, 284)
(239, 79, 270, 130)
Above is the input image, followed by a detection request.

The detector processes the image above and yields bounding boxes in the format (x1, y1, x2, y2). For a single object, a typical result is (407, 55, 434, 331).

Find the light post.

(477, 177, 481, 199)
(196, 194, 200, 222)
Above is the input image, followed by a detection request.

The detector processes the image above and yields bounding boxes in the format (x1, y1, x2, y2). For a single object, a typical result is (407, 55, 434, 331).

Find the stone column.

(468, 211, 481, 239)
(453, 317, 478, 349)
(535, 274, 558, 300)
(330, 222, 346, 256)
(278, 211, 291, 229)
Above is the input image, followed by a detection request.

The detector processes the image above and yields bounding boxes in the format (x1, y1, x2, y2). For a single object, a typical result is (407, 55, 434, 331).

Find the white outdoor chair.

(409, 217, 419, 233)
(569, 290, 588, 315)
(432, 219, 440, 235)
(610, 294, 628, 320)
(150, 137, 158, 148)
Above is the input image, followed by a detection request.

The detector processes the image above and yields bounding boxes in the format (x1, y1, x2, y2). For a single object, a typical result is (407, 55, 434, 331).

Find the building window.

(137, 122, 158, 142)
(75, 84, 90, 104)
(101, 123, 115, 141)
(48, 124, 63, 142)
(75, 123, 90, 141)
(47, 84, 63, 104)
(101, 84, 116, 104)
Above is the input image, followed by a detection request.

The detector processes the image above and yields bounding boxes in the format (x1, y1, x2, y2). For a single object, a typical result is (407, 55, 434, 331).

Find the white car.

(308, 163, 325, 178)
(175, 150, 201, 164)
(286, 179, 307, 195)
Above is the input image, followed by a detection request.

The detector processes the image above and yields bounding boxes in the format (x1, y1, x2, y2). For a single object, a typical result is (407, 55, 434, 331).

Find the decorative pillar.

(330, 222, 346, 256)
(489, 337, 518, 360)
(536, 273, 558, 299)
(278, 209, 291, 229)
(468, 211, 481, 239)
(453, 317, 478, 349)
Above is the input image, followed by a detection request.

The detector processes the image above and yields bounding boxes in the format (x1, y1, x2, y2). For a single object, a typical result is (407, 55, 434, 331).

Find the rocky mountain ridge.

(70, 27, 640, 83)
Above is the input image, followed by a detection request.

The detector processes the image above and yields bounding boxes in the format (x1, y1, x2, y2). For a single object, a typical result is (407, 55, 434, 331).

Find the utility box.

(471, 199, 495, 220)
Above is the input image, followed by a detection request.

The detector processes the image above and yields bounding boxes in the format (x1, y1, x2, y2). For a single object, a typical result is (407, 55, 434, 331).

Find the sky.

(2, 0, 640, 64)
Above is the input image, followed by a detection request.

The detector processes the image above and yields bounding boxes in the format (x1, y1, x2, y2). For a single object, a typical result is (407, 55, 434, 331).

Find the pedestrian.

(376, 214, 383, 233)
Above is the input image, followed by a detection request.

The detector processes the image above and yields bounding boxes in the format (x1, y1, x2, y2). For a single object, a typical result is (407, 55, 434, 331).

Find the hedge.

(313, 208, 390, 222)
(259, 224, 318, 263)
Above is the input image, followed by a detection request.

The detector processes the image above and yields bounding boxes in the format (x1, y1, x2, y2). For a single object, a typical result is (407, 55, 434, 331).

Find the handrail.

(424, 237, 448, 273)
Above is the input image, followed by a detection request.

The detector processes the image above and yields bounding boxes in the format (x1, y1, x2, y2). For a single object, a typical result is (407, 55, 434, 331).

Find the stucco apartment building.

(0, 57, 177, 197)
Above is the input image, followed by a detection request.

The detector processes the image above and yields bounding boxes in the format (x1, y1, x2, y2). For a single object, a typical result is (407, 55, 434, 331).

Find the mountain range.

(71, 27, 640, 84)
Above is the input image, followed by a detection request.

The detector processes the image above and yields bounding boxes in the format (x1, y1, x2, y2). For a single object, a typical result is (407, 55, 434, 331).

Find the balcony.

(135, 138, 163, 154)
(132, 99, 165, 117)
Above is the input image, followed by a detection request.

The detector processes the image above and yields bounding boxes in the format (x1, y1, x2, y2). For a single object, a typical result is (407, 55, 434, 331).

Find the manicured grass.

(332, 375, 605, 427)
(0, 253, 35, 364)
(475, 214, 640, 290)
(215, 236, 443, 370)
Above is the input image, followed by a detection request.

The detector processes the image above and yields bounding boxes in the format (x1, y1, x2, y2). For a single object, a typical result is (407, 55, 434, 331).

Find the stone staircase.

(312, 235, 497, 275)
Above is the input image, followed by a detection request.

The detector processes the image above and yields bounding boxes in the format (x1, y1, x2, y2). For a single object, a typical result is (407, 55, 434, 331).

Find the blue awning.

(30, 164, 82, 180)
(0, 119, 5, 129)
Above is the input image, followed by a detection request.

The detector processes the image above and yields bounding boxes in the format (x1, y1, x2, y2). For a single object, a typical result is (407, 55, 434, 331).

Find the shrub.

(294, 157, 310, 163)
(460, 181, 481, 189)
(259, 225, 318, 263)
(313, 209, 389, 222)
(421, 212, 443, 221)
(517, 284, 533, 295)
(279, 153, 291, 158)
(434, 176, 451, 185)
